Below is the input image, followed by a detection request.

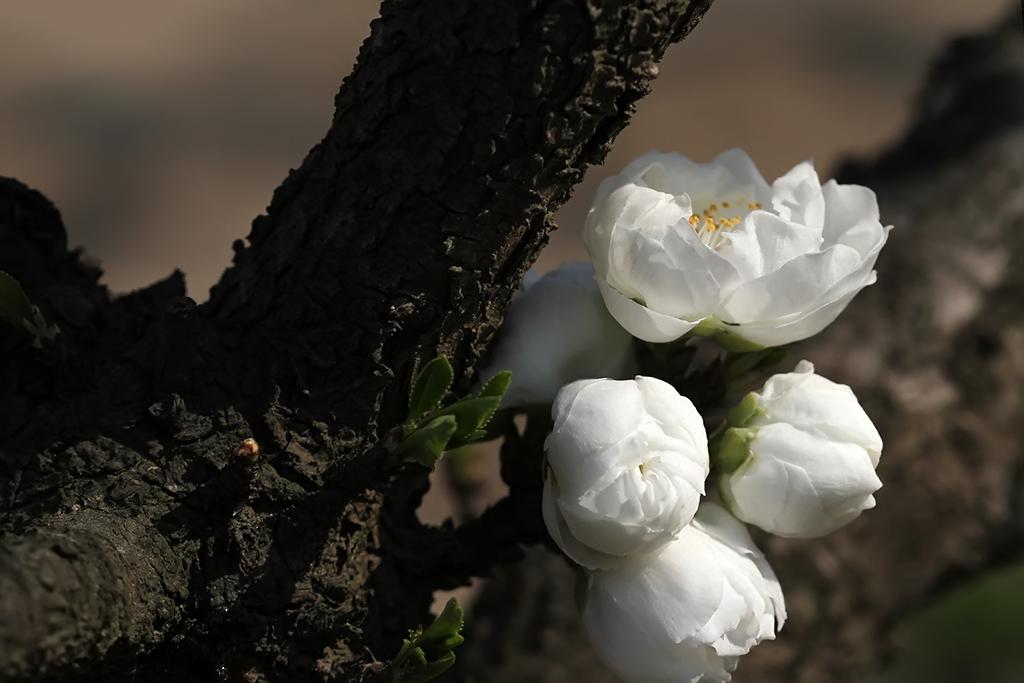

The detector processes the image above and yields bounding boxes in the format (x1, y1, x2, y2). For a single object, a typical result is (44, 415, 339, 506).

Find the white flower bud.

(584, 149, 890, 348)
(478, 262, 636, 408)
(716, 360, 883, 538)
(542, 376, 709, 569)
(581, 503, 786, 683)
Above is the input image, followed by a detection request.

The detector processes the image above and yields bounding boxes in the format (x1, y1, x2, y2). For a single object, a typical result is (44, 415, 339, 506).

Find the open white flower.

(716, 360, 883, 538)
(542, 376, 709, 569)
(581, 502, 786, 683)
(478, 262, 636, 408)
(584, 149, 890, 348)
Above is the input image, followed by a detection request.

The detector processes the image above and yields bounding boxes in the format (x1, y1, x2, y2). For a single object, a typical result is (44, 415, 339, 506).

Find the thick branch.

(0, 512, 188, 679)
(0, 2, 717, 681)
(207, 0, 714, 438)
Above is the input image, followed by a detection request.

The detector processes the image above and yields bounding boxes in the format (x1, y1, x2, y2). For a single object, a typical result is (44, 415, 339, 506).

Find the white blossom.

(478, 262, 636, 408)
(581, 502, 786, 683)
(542, 376, 709, 569)
(716, 360, 883, 538)
(584, 149, 890, 347)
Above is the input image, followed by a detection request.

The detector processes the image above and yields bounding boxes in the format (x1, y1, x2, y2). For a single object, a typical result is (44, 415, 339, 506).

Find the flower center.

(688, 199, 762, 249)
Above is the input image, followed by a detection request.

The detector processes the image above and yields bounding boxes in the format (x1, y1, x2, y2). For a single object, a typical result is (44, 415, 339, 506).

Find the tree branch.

(206, 0, 714, 437)
(0, 1, 717, 680)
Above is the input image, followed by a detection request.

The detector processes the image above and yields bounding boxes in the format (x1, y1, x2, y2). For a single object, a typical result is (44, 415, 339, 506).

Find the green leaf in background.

(408, 356, 454, 427)
(0, 270, 59, 350)
(392, 598, 464, 682)
(0, 271, 34, 326)
(397, 415, 458, 468)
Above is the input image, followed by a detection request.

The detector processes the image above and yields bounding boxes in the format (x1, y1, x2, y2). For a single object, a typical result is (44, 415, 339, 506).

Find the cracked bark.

(0, 1, 715, 681)
(453, 13, 1024, 683)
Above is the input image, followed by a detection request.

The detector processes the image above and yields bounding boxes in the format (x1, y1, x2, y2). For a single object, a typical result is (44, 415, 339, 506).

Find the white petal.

(546, 379, 646, 489)
(757, 368, 883, 458)
(597, 279, 703, 343)
(728, 423, 883, 538)
(581, 504, 784, 682)
(542, 477, 624, 570)
(719, 211, 823, 283)
(718, 243, 863, 324)
(635, 376, 709, 454)
(586, 182, 690, 286)
(822, 179, 880, 246)
(771, 161, 825, 229)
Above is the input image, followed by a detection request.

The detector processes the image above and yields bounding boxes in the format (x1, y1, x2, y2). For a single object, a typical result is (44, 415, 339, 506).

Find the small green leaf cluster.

(396, 356, 510, 469)
(392, 598, 465, 682)
(0, 270, 59, 350)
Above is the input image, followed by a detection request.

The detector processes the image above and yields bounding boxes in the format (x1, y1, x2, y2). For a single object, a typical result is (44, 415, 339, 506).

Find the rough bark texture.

(0, 1, 715, 681)
(453, 13, 1024, 683)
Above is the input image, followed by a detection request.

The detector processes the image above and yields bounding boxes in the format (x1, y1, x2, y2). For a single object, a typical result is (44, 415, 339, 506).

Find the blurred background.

(2, 2, 1019, 682)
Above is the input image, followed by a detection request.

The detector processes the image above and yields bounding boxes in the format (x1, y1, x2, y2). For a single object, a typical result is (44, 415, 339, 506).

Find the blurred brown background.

(0, 0, 1009, 298)
(2, 2, 1020, 682)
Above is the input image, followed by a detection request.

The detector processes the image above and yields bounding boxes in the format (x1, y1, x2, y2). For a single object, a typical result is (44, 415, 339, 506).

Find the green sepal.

(713, 328, 766, 353)
(397, 415, 458, 468)
(688, 318, 767, 353)
(727, 392, 761, 428)
(724, 345, 786, 381)
(711, 427, 757, 474)
(408, 356, 455, 426)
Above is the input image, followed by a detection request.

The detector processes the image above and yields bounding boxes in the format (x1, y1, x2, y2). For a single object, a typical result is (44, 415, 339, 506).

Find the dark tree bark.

(452, 12, 1024, 683)
(0, 1, 715, 681)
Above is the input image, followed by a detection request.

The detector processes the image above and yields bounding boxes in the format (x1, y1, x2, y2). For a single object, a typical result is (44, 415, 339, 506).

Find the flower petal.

(596, 279, 703, 343)
(771, 161, 825, 229)
(542, 478, 623, 570)
(719, 211, 823, 283)
(822, 179, 880, 246)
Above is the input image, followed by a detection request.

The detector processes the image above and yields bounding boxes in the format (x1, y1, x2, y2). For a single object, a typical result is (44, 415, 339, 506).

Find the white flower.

(716, 360, 883, 538)
(584, 149, 890, 347)
(478, 262, 636, 408)
(581, 502, 786, 683)
(542, 376, 709, 569)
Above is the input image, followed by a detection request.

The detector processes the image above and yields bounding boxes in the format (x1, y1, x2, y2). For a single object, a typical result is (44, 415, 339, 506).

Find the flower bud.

(478, 262, 636, 408)
(542, 376, 709, 569)
(581, 503, 786, 683)
(716, 360, 883, 538)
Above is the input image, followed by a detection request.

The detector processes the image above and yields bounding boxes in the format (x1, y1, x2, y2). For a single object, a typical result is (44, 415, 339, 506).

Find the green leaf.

(478, 370, 512, 399)
(420, 598, 463, 644)
(0, 270, 59, 350)
(412, 652, 456, 682)
(397, 415, 458, 468)
(408, 356, 454, 425)
(436, 396, 502, 448)
(0, 271, 33, 326)
(392, 598, 465, 682)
